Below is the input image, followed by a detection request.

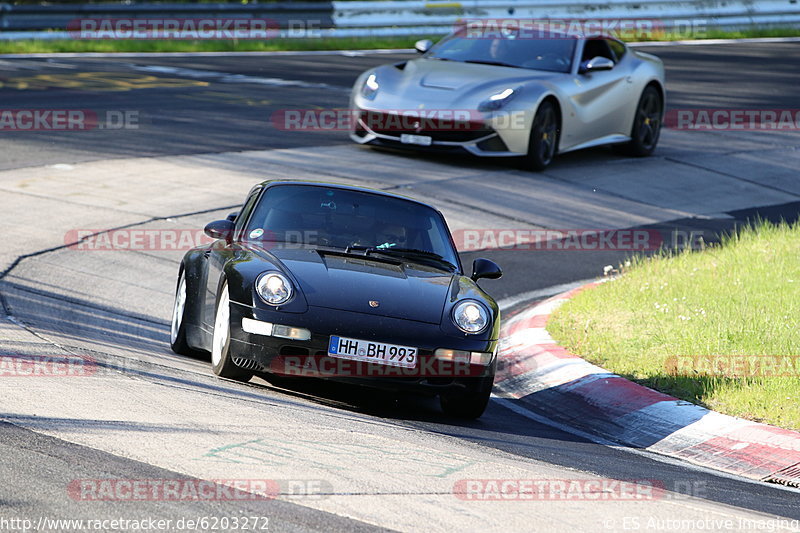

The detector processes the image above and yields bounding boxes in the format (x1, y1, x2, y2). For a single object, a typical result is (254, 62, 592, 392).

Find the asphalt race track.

(1, 41, 800, 531)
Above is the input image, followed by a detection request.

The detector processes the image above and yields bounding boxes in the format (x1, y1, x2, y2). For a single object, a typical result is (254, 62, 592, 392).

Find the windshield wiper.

(318, 246, 402, 265)
(345, 244, 376, 254)
(463, 59, 520, 68)
(369, 247, 457, 271)
(343, 245, 456, 271)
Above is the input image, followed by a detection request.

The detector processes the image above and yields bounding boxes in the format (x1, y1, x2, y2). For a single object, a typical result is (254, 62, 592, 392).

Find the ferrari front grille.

(360, 111, 493, 143)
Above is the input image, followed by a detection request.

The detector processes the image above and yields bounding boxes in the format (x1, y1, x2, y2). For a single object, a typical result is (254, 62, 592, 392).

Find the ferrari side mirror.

(415, 39, 433, 54)
(579, 56, 615, 74)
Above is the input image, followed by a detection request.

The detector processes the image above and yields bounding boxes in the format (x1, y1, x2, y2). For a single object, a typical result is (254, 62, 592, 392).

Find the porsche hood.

(266, 247, 453, 324)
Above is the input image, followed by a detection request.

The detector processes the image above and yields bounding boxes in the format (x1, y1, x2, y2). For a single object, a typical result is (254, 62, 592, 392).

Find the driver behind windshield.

(374, 222, 408, 249)
(488, 37, 510, 60)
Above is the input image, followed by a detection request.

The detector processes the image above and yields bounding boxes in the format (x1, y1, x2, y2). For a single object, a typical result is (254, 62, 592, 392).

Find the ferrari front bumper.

(350, 110, 524, 158)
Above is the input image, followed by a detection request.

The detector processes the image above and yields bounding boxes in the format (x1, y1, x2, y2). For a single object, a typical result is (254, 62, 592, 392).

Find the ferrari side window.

(607, 39, 627, 61)
(581, 39, 615, 63)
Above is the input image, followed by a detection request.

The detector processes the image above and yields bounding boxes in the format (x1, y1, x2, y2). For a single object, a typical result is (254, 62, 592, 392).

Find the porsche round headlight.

(452, 300, 489, 334)
(256, 273, 293, 306)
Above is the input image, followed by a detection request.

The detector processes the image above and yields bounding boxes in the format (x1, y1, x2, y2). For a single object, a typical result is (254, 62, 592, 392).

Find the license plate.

(328, 336, 417, 368)
(400, 133, 432, 146)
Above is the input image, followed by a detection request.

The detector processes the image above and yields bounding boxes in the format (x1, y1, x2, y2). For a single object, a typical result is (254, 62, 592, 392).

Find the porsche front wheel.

(522, 100, 559, 171)
(170, 271, 193, 355)
(211, 283, 253, 382)
(440, 377, 493, 419)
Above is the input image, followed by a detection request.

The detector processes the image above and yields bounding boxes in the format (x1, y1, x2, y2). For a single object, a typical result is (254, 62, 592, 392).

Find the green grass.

(0, 36, 433, 54)
(547, 220, 800, 430)
(1, 27, 799, 54)
(700, 27, 800, 40)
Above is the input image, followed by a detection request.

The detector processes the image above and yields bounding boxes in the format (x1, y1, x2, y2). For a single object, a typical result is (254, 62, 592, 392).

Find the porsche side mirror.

(579, 56, 615, 74)
(415, 39, 433, 54)
(204, 219, 235, 243)
(471, 258, 502, 281)
(226, 211, 239, 222)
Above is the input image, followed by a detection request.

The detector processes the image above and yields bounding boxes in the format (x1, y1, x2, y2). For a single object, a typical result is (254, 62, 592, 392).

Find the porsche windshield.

(427, 32, 576, 73)
(244, 184, 460, 269)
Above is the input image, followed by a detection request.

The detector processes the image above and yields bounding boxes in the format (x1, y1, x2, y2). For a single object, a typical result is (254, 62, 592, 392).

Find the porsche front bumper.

(226, 301, 498, 394)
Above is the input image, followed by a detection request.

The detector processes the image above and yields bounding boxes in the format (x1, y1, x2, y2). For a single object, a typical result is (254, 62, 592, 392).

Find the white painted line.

(508, 327, 554, 346)
(128, 64, 348, 91)
(497, 278, 597, 312)
(530, 298, 569, 316)
(631, 36, 800, 47)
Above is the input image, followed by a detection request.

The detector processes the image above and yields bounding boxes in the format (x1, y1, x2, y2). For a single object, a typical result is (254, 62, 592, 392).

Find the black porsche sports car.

(170, 181, 502, 418)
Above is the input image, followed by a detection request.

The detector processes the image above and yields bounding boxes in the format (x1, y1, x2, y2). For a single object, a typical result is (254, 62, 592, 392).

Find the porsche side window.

(234, 188, 261, 237)
(581, 39, 615, 64)
(607, 39, 627, 61)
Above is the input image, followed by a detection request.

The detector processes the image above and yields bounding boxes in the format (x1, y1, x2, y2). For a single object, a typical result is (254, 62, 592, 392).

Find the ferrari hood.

(369, 58, 562, 108)
(267, 247, 452, 324)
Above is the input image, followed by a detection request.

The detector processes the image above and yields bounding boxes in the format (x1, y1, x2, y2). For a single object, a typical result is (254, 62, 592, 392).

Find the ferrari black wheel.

(522, 100, 559, 171)
(623, 86, 662, 156)
(211, 283, 253, 382)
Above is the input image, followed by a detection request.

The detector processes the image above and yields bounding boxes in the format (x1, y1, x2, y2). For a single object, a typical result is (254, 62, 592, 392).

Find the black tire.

(521, 100, 559, 171)
(621, 85, 662, 157)
(439, 378, 493, 419)
(210, 283, 253, 382)
(169, 270, 194, 355)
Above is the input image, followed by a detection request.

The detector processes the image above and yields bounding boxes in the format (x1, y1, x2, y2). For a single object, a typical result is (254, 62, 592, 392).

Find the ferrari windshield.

(244, 184, 460, 269)
(427, 31, 576, 73)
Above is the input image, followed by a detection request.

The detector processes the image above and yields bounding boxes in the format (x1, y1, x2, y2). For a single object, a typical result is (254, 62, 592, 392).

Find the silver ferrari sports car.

(350, 27, 665, 170)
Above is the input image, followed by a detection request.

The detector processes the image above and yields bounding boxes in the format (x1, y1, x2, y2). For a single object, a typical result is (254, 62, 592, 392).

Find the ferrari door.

(560, 38, 635, 149)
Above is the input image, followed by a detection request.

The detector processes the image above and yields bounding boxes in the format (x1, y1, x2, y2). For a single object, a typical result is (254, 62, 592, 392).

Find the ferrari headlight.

(478, 88, 516, 112)
(452, 300, 489, 334)
(361, 74, 380, 100)
(256, 272, 293, 306)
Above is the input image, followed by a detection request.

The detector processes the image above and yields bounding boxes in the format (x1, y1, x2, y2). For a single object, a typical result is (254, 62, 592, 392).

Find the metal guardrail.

(332, 0, 800, 33)
(0, 2, 335, 31)
(0, 0, 798, 39)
